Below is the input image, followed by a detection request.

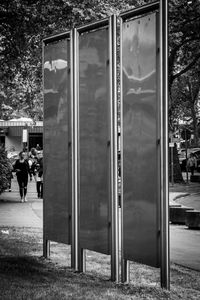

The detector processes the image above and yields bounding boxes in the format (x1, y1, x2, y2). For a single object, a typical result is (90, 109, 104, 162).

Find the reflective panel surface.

(43, 39, 71, 244)
(122, 13, 160, 267)
(79, 28, 110, 254)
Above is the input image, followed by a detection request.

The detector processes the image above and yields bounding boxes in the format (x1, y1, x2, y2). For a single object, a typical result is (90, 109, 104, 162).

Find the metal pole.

(160, 0, 170, 290)
(72, 28, 79, 271)
(75, 28, 85, 273)
(43, 239, 50, 258)
(185, 129, 189, 183)
(70, 29, 75, 269)
(119, 16, 129, 284)
(27, 127, 29, 153)
(109, 14, 119, 283)
(42, 41, 48, 258)
(171, 139, 174, 186)
(78, 248, 86, 273)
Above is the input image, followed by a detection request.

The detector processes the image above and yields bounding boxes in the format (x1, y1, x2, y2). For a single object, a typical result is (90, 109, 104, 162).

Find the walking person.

(36, 168, 43, 199)
(32, 153, 43, 198)
(13, 151, 30, 202)
(187, 153, 197, 176)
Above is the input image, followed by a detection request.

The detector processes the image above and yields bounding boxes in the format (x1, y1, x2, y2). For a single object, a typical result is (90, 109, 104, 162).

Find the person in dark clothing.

(187, 153, 197, 176)
(32, 154, 43, 198)
(36, 157, 43, 198)
(13, 151, 30, 202)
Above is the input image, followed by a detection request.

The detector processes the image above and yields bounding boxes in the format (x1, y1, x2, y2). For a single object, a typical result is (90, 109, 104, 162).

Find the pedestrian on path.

(187, 153, 197, 176)
(13, 151, 30, 202)
(32, 152, 43, 198)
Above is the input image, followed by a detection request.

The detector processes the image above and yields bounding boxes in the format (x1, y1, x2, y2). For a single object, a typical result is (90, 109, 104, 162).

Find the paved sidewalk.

(0, 178, 42, 228)
(170, 224, 200, 271)
(169, 180, 200, 271)
(0, 177, 200, 271)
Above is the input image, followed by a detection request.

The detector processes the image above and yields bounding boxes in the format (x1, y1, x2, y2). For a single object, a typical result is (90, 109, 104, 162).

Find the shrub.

(0, 146, 13, 194)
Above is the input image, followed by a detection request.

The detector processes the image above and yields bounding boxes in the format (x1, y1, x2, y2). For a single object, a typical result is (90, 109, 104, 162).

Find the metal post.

(121, 259, 130, 283)
(43, 239, 50, 258)
(71, 28, 79, 271)
(119, 15, 129, 284)
(160, 0, 170, 290)
(42, 41, 50, 259)
(75, 28, 85, 273)
(171, 138, 174, 186)
(25, 126, 29, 154)
(78, 248, 86, 273)
(185, 129, 189, 183)
(109, 14, 119, 283)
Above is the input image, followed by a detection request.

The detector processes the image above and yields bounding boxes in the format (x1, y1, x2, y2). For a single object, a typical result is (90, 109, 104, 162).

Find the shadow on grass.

(0, 255, 170, 298)
(0, 255, 111, 286)
(0, 256, 61, 283)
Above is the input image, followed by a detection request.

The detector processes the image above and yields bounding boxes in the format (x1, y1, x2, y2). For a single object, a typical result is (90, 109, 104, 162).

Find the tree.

(0, 146, 12, 194)
(0, 0, 138, 120)
(168, 0, 200, 182)
(171, 67, 200, 145)
(1, 0, 199, 184)
(169, 0, 200, 129)
(169, 0, 200, 86)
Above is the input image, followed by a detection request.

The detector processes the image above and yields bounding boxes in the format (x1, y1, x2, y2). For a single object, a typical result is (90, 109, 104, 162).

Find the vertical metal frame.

(119, 1, 169, 289)
(42, 30, 72, 260)
(71, 29, 78, 271)
(75, 17, 119, 281)
(109, 14, 119, 283)
(160, 0, 170, 290)
(119, 16, 129, 283)
(42, 38, 50, 259)
(73, 27, 85, 272)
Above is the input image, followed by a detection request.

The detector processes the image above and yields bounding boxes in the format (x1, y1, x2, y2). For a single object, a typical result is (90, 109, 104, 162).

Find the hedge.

(0, 146, 13, 194)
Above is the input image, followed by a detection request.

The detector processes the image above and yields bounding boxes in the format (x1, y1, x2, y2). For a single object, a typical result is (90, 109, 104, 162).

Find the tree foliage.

(0, 146, 12, 194)
(169, 0, 200, 86)
(0, 0, 138, 120)
(0, 0, 200, 126)
(168, 0, 200, 132)
(171, 66, 200, 141)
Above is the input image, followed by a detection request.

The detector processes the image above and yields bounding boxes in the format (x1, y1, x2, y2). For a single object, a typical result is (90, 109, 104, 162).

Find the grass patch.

(0, 227, 200, 299)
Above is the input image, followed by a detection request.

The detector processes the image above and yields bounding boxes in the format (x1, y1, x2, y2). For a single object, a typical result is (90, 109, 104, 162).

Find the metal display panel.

(77, 22, 111, 255)
(43, 34, 72, 245)
(121, 11, 160, 267)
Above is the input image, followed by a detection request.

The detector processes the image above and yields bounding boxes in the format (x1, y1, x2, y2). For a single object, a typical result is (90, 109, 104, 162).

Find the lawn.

(0, 227, 200, 299)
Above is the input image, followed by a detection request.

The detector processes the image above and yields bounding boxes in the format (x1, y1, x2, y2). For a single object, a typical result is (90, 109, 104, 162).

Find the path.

(0, 178, 42, 228)
(0, 178, 200, 271)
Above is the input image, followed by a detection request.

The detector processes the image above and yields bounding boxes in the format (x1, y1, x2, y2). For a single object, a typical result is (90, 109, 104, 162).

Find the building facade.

(0, 120, 43, 153)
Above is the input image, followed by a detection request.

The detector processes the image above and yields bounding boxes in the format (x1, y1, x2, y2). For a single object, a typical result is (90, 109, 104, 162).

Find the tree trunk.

(169, 143, 184, 183)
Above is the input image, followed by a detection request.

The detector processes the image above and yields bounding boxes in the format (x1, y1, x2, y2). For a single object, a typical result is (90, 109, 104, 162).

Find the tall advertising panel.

(78, 27, 111, 255)
(43, 36, 71, 244)
(42, 2, 169, 287)
(121, 12, 160, 267)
